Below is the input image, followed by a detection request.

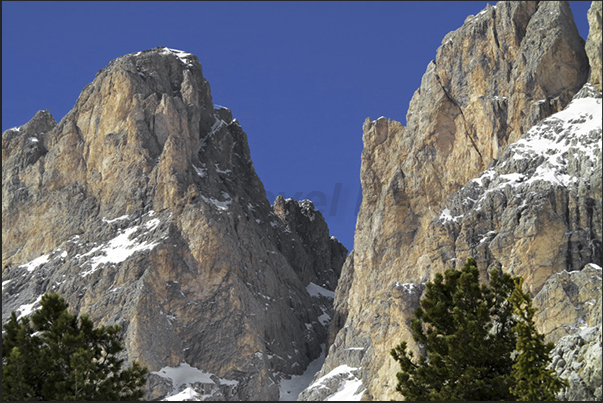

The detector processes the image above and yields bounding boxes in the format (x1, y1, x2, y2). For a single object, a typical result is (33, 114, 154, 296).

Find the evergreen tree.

(2, 293, 148, 401)
(390, 257, 517, 400)
(390, 258, 567, 401)
(509, 277, 568, 401)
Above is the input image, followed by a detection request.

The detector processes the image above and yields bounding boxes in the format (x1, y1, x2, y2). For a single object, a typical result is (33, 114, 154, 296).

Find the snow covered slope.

(430, 83, 601, 295)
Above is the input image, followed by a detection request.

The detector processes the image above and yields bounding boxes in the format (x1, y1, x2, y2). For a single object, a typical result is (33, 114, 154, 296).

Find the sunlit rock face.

(306, 1, 601, 401)
(2, 46, 347, 401)
(585, 1, 602, 91)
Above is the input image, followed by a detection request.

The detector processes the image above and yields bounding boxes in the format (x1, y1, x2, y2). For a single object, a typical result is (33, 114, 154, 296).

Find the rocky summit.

(3, 1, 602, 402)
(2, 46, 347, 401)
(301, 1, 601, 401)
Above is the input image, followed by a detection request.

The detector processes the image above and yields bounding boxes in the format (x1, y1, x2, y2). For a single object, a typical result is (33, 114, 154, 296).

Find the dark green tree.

(509, 277, 568, 401)
(2, 293, 148, 401)
(390, 257, 518, 400)
(391, 258, 567, 401)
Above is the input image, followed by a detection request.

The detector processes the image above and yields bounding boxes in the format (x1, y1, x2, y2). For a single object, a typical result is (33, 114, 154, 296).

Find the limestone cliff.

(586, 1, 602, 91)
(303, 1, 601, 401)
(427, 83, 601, 297)
(540, 263, 602, 401)
(2, 47, 347, 401)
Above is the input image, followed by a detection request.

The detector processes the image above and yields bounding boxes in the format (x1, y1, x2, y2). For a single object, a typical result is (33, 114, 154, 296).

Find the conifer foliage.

(2, 293, 148, 401)
(390, 257, 566, 401)
(509, 277, 568, 401)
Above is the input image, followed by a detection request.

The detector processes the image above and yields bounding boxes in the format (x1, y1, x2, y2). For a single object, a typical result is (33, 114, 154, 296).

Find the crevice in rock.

(585, 197, 601, 265)
(434, 72, 485, 167)
(491, 7, 500, 50)
(565, 192, 574, 271)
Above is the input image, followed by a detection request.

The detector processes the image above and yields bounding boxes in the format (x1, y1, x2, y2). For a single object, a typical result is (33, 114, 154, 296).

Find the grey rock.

(428, 84, 602, 295)
(586, 1, 602, 91)
(272, 195, 348, 290)
(310, 2, 599, 400)
(2, 47, 346, 401)
(533, 263, 603, 343)
(328, 251, 354, 348)
(551, 322, 602, 401)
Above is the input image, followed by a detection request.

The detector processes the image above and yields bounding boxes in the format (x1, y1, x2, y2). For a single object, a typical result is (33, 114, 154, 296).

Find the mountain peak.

(308, 1, 600, 401)
(2, 46, 347, 400)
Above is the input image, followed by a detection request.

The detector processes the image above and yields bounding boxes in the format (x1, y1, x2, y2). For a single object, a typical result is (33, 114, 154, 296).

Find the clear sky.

(2, 1, 593, 251)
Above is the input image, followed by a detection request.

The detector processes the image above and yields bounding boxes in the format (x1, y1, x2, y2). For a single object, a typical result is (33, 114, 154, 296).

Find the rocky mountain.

(3, 1, 602, 401)
(1, 47, 347, 400)
(301, 1, 601, 401)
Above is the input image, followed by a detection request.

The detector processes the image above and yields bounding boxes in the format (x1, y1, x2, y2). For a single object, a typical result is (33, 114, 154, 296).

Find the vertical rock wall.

(306, 2, 599, 401)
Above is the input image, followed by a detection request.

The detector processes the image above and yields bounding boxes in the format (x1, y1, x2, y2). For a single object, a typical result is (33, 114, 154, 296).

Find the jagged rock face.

(2, 47, 346, 400)
(424, 86, 602, 403)
(552, 324, 603, 401)
(428, 84, 602, 294)
(549, 267, 602, 401)
(534, 263, 602, 401)
(586, 1, 602, 91)
(272, 196, 348, 291)
(308, 2, 599, 401)
(533, 263, 602, 343)
(327, 251, 354, 347)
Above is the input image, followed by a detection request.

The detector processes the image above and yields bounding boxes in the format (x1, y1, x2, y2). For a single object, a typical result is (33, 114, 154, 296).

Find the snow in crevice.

(393, 282, 423, 294)
(199, 114, 227, 149)
(498, 95, 601, 187)
(4, 212, 166, 325)
(145, 217, 161, 231)
(210, 115, 226, 135)
(279, 345, 327, 401)
(305, 282, 335, 325)
(13, 247, 72, 277)
(214, 163, 232, 174)
(325, 378, 365, 401)
(2, 279, 13, 291)
(439, 207, 463, 224)
(193, 163, 207, 178)
(317, 312, 331, 326)
(16, 294, 43, 320)
(478, 231, 497, 244)
(160, 47, 195, 67)
(301, 364, 366, 401)
(77, 229, 159, 277)
(164, 387, 200, 401)
(152, 362, 238, 401)
(102, 214, 129, 224)
(200, 192, 232, 211)
(306, 282, 335, 299)
(20, 254, 51, 273)
(75, 211, 164, 277)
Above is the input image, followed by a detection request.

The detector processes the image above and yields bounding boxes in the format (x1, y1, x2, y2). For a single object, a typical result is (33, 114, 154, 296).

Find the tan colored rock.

(586, 1, 602, 90)
(428, 83, 601, 293)
(534, 264, 602, 343)
(2, 47, 346, 400)
(306, 2, 596, 401)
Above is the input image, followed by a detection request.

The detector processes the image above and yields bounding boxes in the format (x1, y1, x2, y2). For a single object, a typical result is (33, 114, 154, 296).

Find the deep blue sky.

(2, 1, 593, 251)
